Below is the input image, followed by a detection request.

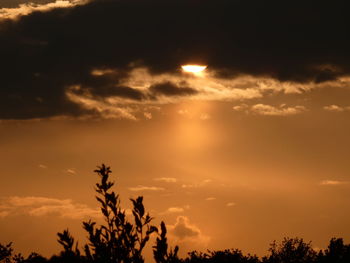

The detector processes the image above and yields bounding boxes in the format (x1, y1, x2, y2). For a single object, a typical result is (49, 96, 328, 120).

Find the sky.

(0, 0, 350, 259)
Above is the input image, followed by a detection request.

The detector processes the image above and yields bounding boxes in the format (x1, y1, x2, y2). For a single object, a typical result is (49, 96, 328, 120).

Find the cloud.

(143, 112, 152, 120)
(2, 0, 350, 120)
(182, 179, 212, 189)
(202, 179, 212, 184)
(319, 180, 349, 186)
(178, 109, 189, 116)
(252, 104, 307, 116)
(169, 216, 201, 240)
(232, 104, 248, 112)
(128, 185, 165, 192)
(226, 202, 236, 207)
(166, 207, 185, 213)
(166, 216, 210, 248)
(0, 0, 86, 20)
(233, 103, 307, 116)
(149, 82, 198, 97)
(0, 196, 100, 219)
(205, 197, 216, 201)
(199, 113, 211, 120)
(0, 211, 10, 218)
(166, 216, 210, 251)
(153, 177, 177, 183)
(65, 86, 138, 120)
(65, 168, 76, 175)
(323, 105, 350, 112)
(160, 205, 190, 214)
(38, 164, 47, 169)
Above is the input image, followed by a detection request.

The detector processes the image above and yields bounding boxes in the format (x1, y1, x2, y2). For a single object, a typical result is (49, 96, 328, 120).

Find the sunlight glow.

(181, 65, 207, 76)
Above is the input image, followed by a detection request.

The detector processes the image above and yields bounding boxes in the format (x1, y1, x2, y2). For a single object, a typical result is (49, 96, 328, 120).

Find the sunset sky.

(1, 0, 350, 259)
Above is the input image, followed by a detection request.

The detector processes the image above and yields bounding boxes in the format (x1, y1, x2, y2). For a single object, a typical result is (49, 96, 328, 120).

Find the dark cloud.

(149, 82, 198, 97)
(90, 85, 145, 100)
(1, 0, 350, 119)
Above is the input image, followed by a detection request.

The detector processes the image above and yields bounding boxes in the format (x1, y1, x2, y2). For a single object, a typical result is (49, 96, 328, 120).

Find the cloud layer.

(1, 0, 350, 120)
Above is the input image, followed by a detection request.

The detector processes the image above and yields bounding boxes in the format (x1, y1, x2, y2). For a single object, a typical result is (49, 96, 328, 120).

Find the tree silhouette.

(319, 238, 350, 263)
(0, 243, 13, 263)
(263, 237, 317, 263)
(184, 249, 259, 263)
(56, 164, 165, 263)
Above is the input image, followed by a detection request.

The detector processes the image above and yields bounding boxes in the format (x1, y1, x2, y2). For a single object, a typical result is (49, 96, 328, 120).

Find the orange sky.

(1, 0, 350, 260)
(1, 99, 350, 258)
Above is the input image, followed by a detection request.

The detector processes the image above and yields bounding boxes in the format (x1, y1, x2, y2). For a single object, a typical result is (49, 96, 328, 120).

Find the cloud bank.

(1, 0, 350, 120)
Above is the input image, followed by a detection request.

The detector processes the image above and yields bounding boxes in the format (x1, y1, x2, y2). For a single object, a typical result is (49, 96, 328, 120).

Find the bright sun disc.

(181, 65, 207, 73)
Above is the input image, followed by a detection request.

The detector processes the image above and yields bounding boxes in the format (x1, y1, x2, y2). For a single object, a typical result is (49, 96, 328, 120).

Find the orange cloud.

(128, 185, 165, 192)
(320, 180, 349, 186)
(0, 0, 86, 20)
(233, 103, 307, 116)
(0, 196, 100, 219)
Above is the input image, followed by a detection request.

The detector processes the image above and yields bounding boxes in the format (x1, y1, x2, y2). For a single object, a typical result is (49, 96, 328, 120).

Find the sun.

(181, 65, 207, 76)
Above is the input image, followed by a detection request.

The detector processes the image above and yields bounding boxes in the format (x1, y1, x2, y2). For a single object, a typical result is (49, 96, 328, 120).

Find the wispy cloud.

(319, 180, 349, 186)
(38, 164, 47, 169)
(205, 197, 216, 201)
(153, 177, 177, 183)
(65, 168, 76, 175)
(182, 179, 212, 189)
(160, 205, 190, 214)
(323, 104, 350, 112)
(178, 109, 190, 116)
(233, 103, 306, 116)
(0, 196, 99, 219)
(199, 113, 211, 121)
(232, 104, 248, 112)
(226, 202, 236, 207)
(166, 207, 185, 213)
(143, 112, 152, 120)
(128, 185, 165, 192)
(323, 105, 345, 112)
(66, 86, 138, 120)
(251, 104, 306, 116)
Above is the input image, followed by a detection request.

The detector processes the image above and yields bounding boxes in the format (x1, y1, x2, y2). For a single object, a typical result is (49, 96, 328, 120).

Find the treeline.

(1, 165, 349, 263)
(2, 237, 350, 263)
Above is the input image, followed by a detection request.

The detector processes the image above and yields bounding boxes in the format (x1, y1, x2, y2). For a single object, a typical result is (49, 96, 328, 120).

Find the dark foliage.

(262, 237, 317, 263)
(0, 243, 13, 263)
(153, 222, 179, 263)
(318, 238, 350, 263)
(184, 249, 259, 263)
